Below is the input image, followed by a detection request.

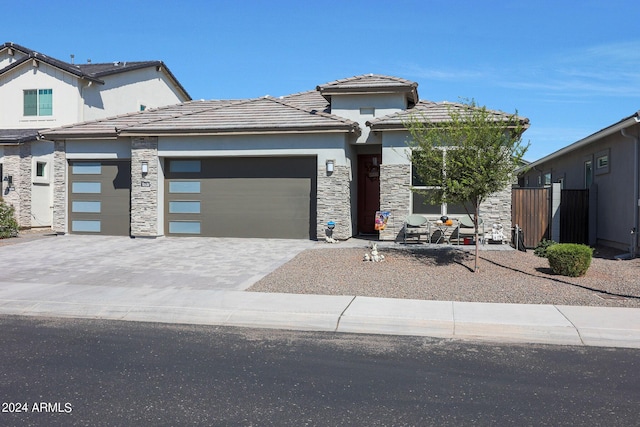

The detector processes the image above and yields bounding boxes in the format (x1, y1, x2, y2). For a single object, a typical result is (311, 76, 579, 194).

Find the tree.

(404, 99, 529, 272)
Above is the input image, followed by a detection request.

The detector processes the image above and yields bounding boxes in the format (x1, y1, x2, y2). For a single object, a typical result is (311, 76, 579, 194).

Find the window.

(411, 149, 471, 216)
(595, 149, 610, 175)
(585, 160, 593, 188)
(543, 172, 552, 186)
(24, 89, 52, 116)
(359, 107, 375, 116)
(169, 201, 201, 214)
(33, 160, 50, 183)
(36, 162, 46, 177)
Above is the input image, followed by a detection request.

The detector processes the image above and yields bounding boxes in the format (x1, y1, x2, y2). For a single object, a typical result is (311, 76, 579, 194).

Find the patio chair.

(403, 214, 429, 244)
(453, 215, 485, 244)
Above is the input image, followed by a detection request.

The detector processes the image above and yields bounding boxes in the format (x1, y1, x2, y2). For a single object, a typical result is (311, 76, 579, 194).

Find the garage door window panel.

(169, 160, 201, 173)
(169, 181, 201, 193)
(72, 220, 101, 233)
(72, 162, 102, 175)
(169, 221, 201, 234)
(72, 182, 101, 193)
(169, 201, 201, 214)
(72, 201, 101, 213)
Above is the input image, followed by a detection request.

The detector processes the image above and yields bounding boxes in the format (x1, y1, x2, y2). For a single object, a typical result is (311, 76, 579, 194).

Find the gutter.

(620, 116, 640, 257)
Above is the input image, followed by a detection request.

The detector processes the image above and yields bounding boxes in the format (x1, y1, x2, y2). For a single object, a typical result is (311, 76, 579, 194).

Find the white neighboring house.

(0, 42, 190, 228)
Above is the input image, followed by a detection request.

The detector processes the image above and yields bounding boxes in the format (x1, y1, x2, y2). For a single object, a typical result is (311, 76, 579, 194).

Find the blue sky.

(5, 0, 639, 160)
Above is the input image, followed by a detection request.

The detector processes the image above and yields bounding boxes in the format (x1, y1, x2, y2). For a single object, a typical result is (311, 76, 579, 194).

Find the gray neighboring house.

(40, 74, 528, 241)
(519, 110, 640, 252)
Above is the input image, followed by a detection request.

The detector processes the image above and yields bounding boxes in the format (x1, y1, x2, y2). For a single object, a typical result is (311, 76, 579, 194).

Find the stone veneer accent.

(316, 164, 352, 240)
(378, 163, 411, 241)
(377, 163, 514, 242)
(130, 137, 159, 237)
(478, 183, 514, 243)
(52, 141, 67, 233)
(2, 143, 32, 228)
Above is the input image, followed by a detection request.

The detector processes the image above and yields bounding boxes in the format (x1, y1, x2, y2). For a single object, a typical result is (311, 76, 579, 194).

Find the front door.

(357, 154, 381, 234)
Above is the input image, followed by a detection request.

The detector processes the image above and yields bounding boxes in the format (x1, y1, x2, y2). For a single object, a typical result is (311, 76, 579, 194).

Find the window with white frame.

(595, 149, 610, 175)
(411, 149, 472, 216)
(24, 89, 53, 116)
(32, 160, 50, 183)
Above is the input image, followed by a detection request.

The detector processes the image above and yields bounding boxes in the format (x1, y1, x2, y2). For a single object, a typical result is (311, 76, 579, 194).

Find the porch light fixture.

(141, 161, 148, 175)
(326, 159, 334, 174)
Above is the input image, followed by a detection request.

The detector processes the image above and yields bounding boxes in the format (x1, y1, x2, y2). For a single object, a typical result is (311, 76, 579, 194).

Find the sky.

(4, 0, 639, 161)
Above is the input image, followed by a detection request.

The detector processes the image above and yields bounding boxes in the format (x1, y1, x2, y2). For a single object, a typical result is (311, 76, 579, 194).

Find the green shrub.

(534, 239, 557, 258)
(546, 244, 593, 277)
(0, 197, 19, 238)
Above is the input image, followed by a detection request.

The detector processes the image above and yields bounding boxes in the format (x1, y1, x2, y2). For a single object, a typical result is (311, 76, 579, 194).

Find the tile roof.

(317, 74, 419, 106)
(279, 90, 330, 113)
(0, 42, 190, 99)
(41, 97, 360, 139)
(367, 100, 530, 130)
(0, 129, 41, 144)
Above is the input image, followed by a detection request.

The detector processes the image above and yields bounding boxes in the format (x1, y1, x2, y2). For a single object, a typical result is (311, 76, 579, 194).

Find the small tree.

(405, 99, 529, 272)
(0, 197, 19, 238)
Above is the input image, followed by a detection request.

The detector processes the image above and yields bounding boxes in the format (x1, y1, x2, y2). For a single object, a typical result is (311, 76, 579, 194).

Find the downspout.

(621, 116, 640, 257)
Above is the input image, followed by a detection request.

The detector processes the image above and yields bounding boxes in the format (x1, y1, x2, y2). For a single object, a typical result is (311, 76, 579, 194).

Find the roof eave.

(522, 113, 640, 171)
(119, 126, 359, 137)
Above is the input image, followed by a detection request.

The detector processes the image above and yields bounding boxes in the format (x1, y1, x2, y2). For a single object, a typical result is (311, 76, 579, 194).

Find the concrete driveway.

(0, 235, 316, 291)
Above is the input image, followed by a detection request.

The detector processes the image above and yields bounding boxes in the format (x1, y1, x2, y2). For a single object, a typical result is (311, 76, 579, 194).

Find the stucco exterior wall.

(83, 67, 187, 121)
(0, 62, 82, 129)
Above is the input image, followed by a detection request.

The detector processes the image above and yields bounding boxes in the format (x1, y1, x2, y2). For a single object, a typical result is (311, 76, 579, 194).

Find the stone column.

(316, 163, 352, 240)
(479, 185, 514, 243)
(2, 143, 32, 228)
(378, 163, 411, 241)
(52, 141, 67, 234)
(130, 137, 159, 237)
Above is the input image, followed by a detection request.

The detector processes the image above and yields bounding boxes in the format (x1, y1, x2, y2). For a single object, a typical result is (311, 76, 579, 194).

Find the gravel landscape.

(249, 243, 640, 308)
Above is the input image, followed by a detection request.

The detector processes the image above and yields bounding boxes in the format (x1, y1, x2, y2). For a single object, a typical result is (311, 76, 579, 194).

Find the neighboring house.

(0, 42, 191, 228)
(40, 74, 528, 241)
(519, 111, 640, 252)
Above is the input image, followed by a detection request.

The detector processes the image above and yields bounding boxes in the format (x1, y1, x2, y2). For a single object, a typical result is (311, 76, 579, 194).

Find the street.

(1, 315, 638, 426)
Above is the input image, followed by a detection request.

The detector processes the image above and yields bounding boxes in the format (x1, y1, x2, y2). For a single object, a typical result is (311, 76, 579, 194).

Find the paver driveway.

(0, 235, 316, 290)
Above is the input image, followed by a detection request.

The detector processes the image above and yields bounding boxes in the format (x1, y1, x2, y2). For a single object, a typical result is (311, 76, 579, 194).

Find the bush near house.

(546, 243, 593, 277)
(534, 239, 557, 258)
(0, 197, 19, 238)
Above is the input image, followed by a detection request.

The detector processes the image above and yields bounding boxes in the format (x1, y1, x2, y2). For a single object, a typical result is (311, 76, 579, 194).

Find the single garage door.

(68, 160, 131, 235)
(165, 157, 317, 239)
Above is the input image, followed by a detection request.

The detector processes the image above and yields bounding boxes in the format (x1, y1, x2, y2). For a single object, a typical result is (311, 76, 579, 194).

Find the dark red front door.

(357, 154, 381, 234)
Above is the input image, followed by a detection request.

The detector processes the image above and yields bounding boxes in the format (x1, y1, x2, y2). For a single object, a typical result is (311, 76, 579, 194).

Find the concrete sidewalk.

(1, 280, 639, 349)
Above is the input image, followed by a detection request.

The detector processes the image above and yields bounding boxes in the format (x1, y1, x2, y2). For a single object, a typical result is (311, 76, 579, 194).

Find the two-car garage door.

(164, 157, 317, 239)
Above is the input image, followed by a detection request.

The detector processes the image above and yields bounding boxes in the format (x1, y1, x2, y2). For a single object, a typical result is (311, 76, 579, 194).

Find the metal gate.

(511, 187, 550, 248)
(559, 189, 589, 244)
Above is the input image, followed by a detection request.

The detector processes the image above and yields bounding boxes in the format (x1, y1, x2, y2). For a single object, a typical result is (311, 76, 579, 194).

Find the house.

(518, 111, 640, 252)
(40, 74, 527, 241)
(0, 42, 191, 228)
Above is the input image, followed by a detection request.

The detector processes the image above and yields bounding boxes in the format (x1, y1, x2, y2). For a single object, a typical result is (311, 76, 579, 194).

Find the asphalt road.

(1, 315, 638, 426)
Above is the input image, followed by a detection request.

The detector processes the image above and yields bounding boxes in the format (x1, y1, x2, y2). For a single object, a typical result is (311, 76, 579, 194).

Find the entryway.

(357, 154, 381, 235)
